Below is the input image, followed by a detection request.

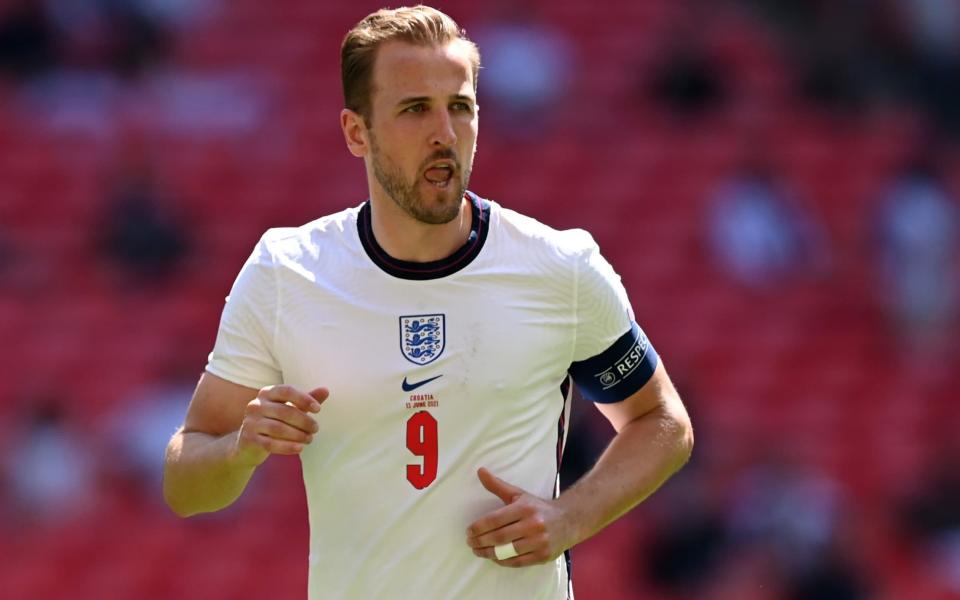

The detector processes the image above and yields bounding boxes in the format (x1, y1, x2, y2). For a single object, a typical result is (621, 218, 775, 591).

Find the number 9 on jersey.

(406, 411, 438, 489)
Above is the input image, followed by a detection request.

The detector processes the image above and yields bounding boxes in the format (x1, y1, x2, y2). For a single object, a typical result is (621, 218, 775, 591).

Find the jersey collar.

(357, 191, 490, 280)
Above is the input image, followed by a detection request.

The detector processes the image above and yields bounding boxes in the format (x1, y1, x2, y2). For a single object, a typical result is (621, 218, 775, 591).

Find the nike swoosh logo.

(402, 374, 443, 392)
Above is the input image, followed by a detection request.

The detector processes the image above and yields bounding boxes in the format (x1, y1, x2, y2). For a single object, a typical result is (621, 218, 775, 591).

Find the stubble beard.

(370, 133, 472, 226)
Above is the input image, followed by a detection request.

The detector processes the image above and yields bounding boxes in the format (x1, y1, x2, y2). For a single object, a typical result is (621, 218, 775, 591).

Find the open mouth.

(423, 163, 455, 189)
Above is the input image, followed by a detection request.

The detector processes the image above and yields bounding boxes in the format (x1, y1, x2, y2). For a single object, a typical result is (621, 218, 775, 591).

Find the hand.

(465, 467, 577, 567)
(232, 385, 327, 467)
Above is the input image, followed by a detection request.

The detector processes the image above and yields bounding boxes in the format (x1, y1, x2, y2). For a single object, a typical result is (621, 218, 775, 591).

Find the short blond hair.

(341, 5, 481, 124)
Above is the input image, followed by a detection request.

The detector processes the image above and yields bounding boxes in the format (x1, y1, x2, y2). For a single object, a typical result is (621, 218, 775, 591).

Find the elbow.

(162, 477, 197, 518)
(669, 409, 695, 473)
(162, 431, 200, 518)
(165, 499, 195, 519)
(162, 456, 203, 518)
(678, 417, 694, 467)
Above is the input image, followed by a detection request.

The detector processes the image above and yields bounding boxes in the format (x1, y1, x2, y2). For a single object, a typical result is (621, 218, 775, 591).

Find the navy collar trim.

(358, 191, 490, 280)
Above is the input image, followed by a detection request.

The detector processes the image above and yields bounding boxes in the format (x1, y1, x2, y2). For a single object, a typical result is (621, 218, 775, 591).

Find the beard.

(370, 133, 472, 225)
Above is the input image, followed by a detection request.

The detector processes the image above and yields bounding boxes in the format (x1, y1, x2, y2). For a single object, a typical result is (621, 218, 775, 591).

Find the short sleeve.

(568, 236, 659, 403)
(205, 235, 283, 389)
(571, 238, 634, 361)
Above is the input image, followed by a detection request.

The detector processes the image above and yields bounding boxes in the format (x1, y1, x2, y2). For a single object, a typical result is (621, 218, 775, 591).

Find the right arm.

(162, 372, 326, 517)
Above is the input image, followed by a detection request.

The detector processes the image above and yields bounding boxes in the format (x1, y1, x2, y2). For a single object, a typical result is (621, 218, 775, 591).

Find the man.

(163, 6, 693, 599)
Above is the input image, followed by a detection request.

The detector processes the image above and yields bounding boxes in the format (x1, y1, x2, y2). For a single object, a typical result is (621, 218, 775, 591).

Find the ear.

(341, 109, 369, 158)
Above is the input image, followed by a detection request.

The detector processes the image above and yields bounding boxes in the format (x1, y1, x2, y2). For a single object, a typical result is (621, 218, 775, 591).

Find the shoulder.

(490, 200, 598, 262)
(253, 205, 362, 267)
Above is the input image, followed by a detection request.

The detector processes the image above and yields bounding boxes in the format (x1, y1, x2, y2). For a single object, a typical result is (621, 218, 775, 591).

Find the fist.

(466, 468, 575, 568)
(234, 385, 328, 467)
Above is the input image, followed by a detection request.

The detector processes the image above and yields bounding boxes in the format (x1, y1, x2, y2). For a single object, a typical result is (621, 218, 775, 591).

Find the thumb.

(477, 467, 524, 505)
(308, 387, 329, 411)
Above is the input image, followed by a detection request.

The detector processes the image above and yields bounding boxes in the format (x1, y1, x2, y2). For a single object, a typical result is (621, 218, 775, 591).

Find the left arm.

(466, 361, 693, 567)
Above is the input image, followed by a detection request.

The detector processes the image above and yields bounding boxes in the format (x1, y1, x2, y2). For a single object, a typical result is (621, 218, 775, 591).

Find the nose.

(430, 109, 457, 148)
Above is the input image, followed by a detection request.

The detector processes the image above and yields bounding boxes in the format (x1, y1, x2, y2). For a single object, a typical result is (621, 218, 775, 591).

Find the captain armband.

(568, 322, 659, 404)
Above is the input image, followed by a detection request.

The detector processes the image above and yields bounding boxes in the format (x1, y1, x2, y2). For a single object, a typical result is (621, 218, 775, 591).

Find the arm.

(556, 361, 692, 543)
(162, 372, 326, 517)
(466, 362, 692, 566)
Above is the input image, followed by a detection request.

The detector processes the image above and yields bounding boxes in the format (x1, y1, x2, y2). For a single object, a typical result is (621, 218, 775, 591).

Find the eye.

(404, 103, 427, 113)
(452, 102, 473, 113)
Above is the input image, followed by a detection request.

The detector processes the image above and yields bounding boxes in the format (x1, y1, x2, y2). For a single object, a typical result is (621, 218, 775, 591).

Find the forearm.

(162, 428, 256, 517)
(556, 405, 693, 545)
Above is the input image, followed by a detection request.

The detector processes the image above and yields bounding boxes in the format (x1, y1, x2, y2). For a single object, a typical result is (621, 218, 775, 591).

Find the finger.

(255, 418, 315, 445)
(255, 434, 305, 456)
(493, 552, 546, 568)
(471, 537, 542, 565)
(308, 387, 329, 406)
(477, 467, 524, 504)
(245, 399, 318, 435)
(481, 548, 552, 568)
(259, 385, 322, 413)
(467, 520, 531, 550)
(466, 502, 529, 538)
(257, 401, 319, 435)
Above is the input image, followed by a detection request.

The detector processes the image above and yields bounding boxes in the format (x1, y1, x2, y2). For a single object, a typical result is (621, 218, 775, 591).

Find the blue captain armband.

(568, 322, 659, 404)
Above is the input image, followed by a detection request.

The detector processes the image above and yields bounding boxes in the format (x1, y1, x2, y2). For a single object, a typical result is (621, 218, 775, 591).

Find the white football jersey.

(207, 193, 658, 600)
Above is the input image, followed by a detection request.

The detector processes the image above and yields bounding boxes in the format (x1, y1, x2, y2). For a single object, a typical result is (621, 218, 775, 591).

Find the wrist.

(553, 490, 592, 548)
(224, 430, 263, 470)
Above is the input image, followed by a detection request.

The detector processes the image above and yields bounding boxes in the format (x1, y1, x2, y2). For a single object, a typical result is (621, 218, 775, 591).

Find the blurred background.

(1, 0, 959, 598)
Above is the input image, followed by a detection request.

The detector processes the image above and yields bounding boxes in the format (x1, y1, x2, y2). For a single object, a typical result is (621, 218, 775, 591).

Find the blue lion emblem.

(407, 334, 439, 347)
(405, 321, 440, 335)
(407, 347, 436, 359)
(400, 314, 445, 365)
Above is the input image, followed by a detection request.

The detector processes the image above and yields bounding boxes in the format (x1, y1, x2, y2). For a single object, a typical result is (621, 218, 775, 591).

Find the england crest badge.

(400, 314, 445, 365)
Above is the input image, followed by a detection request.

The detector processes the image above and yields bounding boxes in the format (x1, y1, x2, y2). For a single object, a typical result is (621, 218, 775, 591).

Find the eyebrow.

(396, 94, 476, 107)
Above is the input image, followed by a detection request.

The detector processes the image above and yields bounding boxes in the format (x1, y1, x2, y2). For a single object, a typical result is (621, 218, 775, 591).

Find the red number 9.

(406, 411, 438, 489)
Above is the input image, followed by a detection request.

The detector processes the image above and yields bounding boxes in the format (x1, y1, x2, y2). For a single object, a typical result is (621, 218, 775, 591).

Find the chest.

(274, 270, 574, 421)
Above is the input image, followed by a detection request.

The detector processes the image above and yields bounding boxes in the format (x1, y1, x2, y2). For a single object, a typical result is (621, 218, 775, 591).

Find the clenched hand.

(233, 385, 327, 467)
(466, 467, 579, 568)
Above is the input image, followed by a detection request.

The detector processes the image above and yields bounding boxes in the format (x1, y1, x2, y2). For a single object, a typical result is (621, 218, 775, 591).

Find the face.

(355, 40, 479, 225)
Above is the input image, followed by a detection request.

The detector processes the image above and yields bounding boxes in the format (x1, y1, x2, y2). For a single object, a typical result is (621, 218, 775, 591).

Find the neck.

(368, 193, 472, 263)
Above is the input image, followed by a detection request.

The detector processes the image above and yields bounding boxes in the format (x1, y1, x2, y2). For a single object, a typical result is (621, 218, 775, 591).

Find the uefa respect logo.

(594, 331, 650, 390)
